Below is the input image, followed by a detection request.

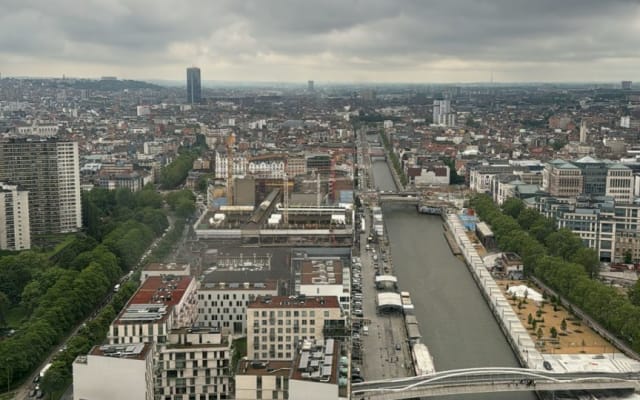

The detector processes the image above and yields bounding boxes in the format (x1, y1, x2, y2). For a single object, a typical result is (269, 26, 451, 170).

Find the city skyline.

(1, 0, 639, 83)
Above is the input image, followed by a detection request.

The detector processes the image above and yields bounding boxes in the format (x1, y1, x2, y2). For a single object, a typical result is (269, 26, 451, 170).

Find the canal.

(371, 157, 536, 400)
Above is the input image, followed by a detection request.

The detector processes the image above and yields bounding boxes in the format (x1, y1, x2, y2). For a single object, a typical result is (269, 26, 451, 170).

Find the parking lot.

(350, 212, 413, 382)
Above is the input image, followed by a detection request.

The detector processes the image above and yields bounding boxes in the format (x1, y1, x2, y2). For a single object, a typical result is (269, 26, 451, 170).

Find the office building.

(622, 81, 632, 90)
(0, 182, 30, 250)
(542, 160, 584, 198)
(187, 67, 202, 104)
(247, 295, 343, 361)
(605, 163, 634, 204)
(73, 343, 155, 400)
(0, 138, 81, 239)
(308, 80, 314, 91)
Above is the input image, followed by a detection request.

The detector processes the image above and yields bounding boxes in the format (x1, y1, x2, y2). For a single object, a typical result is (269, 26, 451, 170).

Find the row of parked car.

(351, 257, 365, 383)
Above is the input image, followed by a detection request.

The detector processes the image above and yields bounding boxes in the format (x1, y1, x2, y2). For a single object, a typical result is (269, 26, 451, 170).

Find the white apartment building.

(247, 156, 286, 179)
(215, 150, 248, 179)
(0, 182, 30, 250)
(606, 163, 634, 204)
(247, 295, 343, 361)
(73, 343, 154, 400)
(109, 276, 198, 345)
(432, 100, 456, 127)
(294, 256, 351, 313)
(197, 280, 279, 336)
(158, 328, 233, 400)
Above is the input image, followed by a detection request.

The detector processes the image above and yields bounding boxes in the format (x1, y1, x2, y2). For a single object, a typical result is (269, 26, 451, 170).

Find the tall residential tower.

(186, 67, 202, 104)
(0, 138, 81, 241)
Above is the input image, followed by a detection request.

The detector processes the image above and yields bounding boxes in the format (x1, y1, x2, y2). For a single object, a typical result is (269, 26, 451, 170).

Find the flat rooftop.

(248, 295, 340, 309)
(200, 280, 278, 291)
(115, 275, 193, 324)
(144, 262, 190, 272)
(88, 343, 151, 360)
(237, 360, 292, 377)
(291, 338, 339, 385)
(298, 258, 344, 285)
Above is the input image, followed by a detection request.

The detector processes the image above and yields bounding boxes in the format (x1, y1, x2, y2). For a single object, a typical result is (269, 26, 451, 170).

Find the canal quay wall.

(445, 213, 545, 370)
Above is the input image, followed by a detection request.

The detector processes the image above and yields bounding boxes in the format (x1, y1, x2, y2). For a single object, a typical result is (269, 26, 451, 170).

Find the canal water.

(371, 157, 536, 400)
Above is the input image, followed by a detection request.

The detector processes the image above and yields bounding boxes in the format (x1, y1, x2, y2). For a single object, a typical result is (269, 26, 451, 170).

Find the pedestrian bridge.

(376, 191, 420, 205)
(351, 367, 640, 400)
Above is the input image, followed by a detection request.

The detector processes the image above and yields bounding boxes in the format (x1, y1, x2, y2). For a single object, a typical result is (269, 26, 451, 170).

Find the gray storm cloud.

(1, 0, 639, 82)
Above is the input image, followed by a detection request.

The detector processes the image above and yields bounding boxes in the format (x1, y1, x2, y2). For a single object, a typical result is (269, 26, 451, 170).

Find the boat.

(417, 205, 443, 215)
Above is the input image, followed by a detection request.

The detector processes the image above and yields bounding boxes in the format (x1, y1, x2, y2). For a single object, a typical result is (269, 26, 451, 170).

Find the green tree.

(536, 308, 543, 319)
(550, 326, 558, 338)
(0, 291, 9, 326)
(560, 318, 567, 332)
(501, 198, 525, 219)
(527, 313, 533, 326)
(41, 361, 71, 395)
(571, 247, 600, 278)
(537, 327, 544, 340)
(628, 281, 640, 306)
(624, 250, 633, 264)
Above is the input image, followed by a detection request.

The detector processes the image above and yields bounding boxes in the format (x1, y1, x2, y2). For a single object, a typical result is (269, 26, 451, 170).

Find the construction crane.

(225, 133, 236, 205)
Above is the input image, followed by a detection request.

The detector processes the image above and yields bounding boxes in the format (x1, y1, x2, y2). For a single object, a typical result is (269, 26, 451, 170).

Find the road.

(11, 214, 176, 400)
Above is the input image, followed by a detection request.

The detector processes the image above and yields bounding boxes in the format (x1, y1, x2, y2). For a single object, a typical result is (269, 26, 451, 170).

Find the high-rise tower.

(186, 67, 202, 104)
(0, 138, 81, 241)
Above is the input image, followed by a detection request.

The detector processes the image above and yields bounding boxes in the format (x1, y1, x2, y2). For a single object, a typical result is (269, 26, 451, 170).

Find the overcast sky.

(2, 0, 639, 83)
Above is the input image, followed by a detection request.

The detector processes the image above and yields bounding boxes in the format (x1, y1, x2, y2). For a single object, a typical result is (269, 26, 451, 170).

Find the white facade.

(137, 105, 151, 117)
(197, 282, 279, 336)
(215, 151, 248, 179)
(56, 141, 82, 232)
(247, 296, 343, 361)
(606, 164, 634, 204)
(16, 124, 58, 137)
(0, 183, 30, 250)
(289, 379, 338, 400)
(248, 159, 286, 179)
(158, 329, 232, 400)
(286, 157, 307, 178)
(432, 100, 455, 127)
(73, 344, 154, 400)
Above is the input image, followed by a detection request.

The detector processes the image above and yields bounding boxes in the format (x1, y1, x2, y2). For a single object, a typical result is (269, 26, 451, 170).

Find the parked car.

(543, 361, 553, 371)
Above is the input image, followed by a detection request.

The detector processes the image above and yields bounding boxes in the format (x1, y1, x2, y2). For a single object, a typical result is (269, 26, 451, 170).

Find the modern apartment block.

(73, 343, 155, 400)
(77, 275, 234, 400)
(158, 327, 232, 400)
(247, 295, 344, 361)
(0, 182, 30, 250)
(0, 138, 81, 239)
(197, 280, 279, 336)
(109, 276, 198, 345)
(236, 338, 343, 400)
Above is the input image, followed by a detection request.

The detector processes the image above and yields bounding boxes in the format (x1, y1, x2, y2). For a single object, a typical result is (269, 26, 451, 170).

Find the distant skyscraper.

(579, 120, 588, 144)
(186, 67, 202, 104)
(0, 138, 81, 241)
(622, 81, 632, 90)
(433, 99, 455, 127)
(308, 80, 314, 91)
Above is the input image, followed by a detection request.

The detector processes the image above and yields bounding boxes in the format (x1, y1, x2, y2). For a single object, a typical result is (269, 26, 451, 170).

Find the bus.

(360, 216, 366, 233)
